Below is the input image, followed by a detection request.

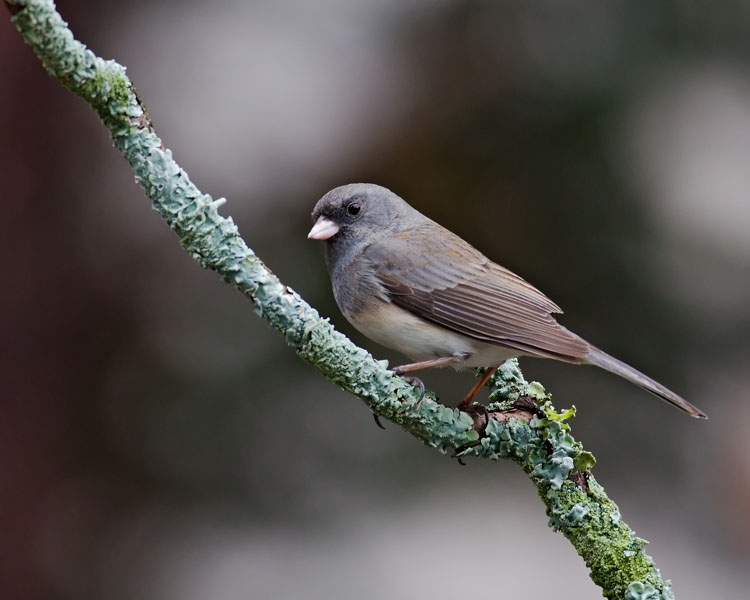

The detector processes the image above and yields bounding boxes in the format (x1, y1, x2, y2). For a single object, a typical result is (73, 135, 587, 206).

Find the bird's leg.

(458, 366, 498, 409)
(454, 367, 498, 438)
(392, 356, 462, 373)
(392, 356, 460, 404)
(372, 357, 458, 429)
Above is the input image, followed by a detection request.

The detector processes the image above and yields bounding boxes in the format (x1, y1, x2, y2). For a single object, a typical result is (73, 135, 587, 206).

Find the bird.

(307, 183, 706, 419)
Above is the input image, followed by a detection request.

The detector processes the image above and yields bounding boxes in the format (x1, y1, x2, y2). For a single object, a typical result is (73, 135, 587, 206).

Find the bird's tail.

(585, 346, 707, 419)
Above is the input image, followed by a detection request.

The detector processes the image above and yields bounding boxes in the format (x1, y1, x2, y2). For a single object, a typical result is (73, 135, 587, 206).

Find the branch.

(7, 2, 674, 598)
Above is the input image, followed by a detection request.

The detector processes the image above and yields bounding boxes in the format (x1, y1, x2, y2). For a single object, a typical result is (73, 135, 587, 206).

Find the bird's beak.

(307, 216, 340, 240)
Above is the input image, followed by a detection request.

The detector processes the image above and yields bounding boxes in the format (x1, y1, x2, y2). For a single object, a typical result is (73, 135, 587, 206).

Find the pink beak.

(307, 216, 340, 240)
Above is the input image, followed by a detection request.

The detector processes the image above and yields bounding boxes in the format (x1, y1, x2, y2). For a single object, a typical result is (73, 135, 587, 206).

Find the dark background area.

(2, 1, 749, 598)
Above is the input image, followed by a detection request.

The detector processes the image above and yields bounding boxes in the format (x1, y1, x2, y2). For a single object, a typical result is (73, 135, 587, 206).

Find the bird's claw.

(450, 449, 468, 466)
(392, 370, 426, 404)
(373, 371, 426, 430)
(459, 402, 490, 436)
(450, 402, 491, 465)
(512, 395, 545, 418)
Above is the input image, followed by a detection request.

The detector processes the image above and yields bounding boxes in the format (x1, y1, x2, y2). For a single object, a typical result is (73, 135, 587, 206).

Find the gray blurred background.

(2, 1, 749, 598)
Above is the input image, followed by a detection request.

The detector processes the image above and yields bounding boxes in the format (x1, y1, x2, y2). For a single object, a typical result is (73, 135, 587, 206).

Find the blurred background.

(2, 1, 749, 598)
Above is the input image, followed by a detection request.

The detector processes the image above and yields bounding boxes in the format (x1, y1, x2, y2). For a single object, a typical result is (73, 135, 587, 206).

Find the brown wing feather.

(367, 222, 590, 361)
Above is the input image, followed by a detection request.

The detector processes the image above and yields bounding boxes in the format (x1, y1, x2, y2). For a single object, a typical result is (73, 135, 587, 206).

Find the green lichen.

(8, 2, 676, 598)
(557, 476, 671, 598)
(464, 363, 670, 598)
(526, 380, 548, 401)
(544, 403, 577, 424)
(626, 581, 674, 600)
(12, 0, 131, 121)
(486, 358, 528, 404)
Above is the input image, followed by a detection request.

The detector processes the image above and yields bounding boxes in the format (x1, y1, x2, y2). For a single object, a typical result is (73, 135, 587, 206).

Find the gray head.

(308, 183, 416, 268)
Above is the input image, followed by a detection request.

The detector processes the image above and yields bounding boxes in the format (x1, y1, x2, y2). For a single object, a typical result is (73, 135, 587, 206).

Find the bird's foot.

(511, 395, 545, 418)
(392, 368, 426, 404)
(459, 401, 490, 436)
(373, 370, 426, 430)
(451, 449, 468, 466)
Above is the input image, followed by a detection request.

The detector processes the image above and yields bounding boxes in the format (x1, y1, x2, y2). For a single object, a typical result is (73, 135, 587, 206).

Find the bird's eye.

(346, 202, 361, 216)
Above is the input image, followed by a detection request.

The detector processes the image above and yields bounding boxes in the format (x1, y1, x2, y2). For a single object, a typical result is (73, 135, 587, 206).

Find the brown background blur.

(2, 1, 749, 599)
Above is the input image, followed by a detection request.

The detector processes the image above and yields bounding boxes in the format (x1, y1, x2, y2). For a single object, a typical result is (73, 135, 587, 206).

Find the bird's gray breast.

(328, 250, 386, 321)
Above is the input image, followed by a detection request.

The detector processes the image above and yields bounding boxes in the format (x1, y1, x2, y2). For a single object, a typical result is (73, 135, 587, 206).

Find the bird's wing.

(366, 224, 590, 361)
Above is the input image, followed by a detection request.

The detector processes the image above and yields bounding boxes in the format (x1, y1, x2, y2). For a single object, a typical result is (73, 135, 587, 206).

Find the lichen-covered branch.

(7, 1, 674, 598)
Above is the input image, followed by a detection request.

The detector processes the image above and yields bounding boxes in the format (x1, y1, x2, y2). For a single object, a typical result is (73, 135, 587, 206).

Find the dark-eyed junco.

(308, 183, 706, 419)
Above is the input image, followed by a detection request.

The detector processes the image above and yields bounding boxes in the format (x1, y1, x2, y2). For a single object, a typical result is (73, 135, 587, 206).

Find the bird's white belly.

(345, 301, 519, 368)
